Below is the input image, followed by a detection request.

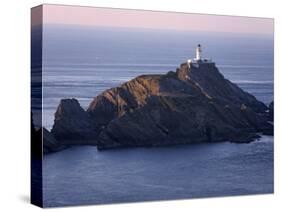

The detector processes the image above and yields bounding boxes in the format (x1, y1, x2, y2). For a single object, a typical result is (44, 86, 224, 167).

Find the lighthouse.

(187, 44, 213, 68)
(196, 44, 202, 61)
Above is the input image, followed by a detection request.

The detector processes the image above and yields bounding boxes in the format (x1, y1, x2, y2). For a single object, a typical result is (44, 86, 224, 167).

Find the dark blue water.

(42, 25, 274, 207)
(43, 136, 273, 207)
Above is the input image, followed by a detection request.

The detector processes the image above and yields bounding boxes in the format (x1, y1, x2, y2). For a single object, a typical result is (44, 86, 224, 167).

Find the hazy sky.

(32, 4, 273, 35)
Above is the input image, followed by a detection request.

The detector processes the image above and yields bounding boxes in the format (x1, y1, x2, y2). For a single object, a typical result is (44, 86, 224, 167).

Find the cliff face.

(87, 75, 164, 131)
(50, 62, 272, 151)
(177, 63, 268, 112)
(51, 99, 97, 145)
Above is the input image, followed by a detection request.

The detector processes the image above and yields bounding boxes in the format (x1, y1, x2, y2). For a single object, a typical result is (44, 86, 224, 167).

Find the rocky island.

(42, 45, 273, 152)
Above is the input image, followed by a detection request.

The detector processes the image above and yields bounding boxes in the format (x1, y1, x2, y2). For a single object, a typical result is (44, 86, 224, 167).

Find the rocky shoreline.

(40, 61, 273, 152)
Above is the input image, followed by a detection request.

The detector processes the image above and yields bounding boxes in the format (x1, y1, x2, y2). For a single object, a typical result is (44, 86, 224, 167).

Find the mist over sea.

(41, 24, 274, 207)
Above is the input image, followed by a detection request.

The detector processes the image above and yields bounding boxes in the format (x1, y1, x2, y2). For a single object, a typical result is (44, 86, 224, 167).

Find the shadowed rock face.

(269, 101, 274, 121)
(49, 62, 273, 151)
(42, 128, 66, 153)
(51, 99, 97, 145)
(177, 63, 268, 112)
(87, 75, 165, 128)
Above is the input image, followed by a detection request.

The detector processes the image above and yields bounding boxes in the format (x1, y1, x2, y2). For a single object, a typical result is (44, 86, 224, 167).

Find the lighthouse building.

(187, 44, 213, 68)
(196, 44, 202, 60)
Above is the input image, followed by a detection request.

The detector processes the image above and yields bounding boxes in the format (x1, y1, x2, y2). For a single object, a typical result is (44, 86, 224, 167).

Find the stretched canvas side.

(31, 5, 43, 208)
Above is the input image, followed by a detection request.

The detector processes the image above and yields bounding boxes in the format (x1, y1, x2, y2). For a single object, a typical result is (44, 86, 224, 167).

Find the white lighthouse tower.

(187, 44, 213, 68)
(196, 44, 202, 61)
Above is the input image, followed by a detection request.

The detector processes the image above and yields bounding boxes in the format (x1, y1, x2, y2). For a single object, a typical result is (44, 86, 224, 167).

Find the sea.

(40, 24, 274, 207)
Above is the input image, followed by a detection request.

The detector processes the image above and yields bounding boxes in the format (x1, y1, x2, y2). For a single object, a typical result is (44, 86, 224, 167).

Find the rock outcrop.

(42, 128, 66, 153)
(51, 99, 97, 145)
(269, 101, 274, 121)
(177, 63, 268, 113)
(31, 112, 64, 154)
(31, 112, 42, 158)
(48, 62, 273, 151)
(94, 63, 271, 149)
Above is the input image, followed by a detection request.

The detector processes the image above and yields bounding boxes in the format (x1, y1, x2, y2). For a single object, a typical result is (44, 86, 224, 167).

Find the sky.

(32, 4, 274, 35)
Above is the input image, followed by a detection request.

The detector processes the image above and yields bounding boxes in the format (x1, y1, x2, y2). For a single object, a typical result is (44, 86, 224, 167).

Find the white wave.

(232, 80, 273, 84)
(218, 65, 273, 69)
(255, 135, 274, 143)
